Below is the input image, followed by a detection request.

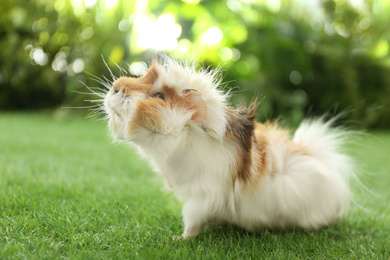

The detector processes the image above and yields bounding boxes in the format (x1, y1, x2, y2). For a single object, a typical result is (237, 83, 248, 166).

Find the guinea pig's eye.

(153, 92, 165, 101)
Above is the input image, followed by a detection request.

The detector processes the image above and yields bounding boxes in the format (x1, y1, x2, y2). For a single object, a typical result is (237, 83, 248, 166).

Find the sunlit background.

(1, 0, 390, 127)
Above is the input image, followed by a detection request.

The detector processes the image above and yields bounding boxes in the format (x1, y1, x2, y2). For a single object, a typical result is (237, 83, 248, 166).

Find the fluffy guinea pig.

(104, 57, 354, 238)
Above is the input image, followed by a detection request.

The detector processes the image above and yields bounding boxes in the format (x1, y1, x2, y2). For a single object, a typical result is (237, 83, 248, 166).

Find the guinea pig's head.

(104, 58, 228, 144)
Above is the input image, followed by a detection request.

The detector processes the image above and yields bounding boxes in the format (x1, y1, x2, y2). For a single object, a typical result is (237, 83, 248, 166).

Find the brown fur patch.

(259, 121, 312, 177)
(260, 121, 290, 176)
(129, 85, 199, 134)
(131, 98, 166, 133)
(226, 102, 260, 186)
(111, 60, 159, 96)
(253, 123, 269, 178)
(227, 102, 284, 192)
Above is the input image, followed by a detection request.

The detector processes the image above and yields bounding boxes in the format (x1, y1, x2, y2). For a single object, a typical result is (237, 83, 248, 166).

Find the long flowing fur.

(103, 57, 355, 238)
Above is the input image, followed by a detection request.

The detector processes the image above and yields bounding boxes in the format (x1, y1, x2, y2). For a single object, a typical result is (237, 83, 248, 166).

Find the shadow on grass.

(159, 217, 389, 258)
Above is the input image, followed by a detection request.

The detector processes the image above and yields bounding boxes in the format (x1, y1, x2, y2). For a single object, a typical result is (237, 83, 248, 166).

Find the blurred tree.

(0, 0, 389, 128)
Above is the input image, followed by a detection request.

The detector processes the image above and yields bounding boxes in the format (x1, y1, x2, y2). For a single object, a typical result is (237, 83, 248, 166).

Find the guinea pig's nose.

(112, 85, 121, 94)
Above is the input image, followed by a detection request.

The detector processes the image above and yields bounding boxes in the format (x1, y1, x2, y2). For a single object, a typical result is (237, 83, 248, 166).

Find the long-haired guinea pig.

(104, 57, 354, 238)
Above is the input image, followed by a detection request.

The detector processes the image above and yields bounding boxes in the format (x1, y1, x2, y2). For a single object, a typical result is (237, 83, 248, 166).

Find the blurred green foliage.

(1, 0, 390, 128)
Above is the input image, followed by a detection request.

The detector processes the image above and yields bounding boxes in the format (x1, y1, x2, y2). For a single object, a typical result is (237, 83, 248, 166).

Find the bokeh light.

(2, 0, 390, 128)
(136, 14, 182, 51)
(200, 27, 223, 47)
(105, 0, 118, 9)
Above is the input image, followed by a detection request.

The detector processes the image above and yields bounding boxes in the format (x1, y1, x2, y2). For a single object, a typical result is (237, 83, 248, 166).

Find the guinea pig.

(103, 57, 354, 238)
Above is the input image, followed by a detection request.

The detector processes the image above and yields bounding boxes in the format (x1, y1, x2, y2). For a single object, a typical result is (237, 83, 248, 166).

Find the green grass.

(1, 112, 389, 259)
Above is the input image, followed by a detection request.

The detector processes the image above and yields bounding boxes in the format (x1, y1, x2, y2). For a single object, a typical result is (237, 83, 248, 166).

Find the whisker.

(102, 54, 117, 81)
(86, 109, 108, 120)
(110, 58, 130, 77)
(79, 81, 106, 97)
(63, 105, 101, 109)
(86, 85, 107, 91)
(84, 71, 113, 90)
(87, 77, 112, 90)
(72, 57, 121, 120)
(109, 58, 123, 77)
(84, 71, 110, 84)
(84, 99, 105, 103)
(102, 75, 114, 85)
(71, 90, 106, 96)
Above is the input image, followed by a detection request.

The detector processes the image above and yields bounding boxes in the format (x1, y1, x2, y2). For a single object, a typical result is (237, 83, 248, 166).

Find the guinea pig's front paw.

(172, 226, 202, 241)
(172, 235, 183, 241)
(181, 226, 201, 239)
(171, 233, 194, 241)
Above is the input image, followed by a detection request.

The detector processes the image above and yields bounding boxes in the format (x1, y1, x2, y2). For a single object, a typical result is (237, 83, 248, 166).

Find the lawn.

(0, 112, 389, 259)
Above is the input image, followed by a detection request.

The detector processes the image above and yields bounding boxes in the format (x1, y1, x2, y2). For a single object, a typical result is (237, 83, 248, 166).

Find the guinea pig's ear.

(183, 89, 207, 123)
(142, 60, 159, 84)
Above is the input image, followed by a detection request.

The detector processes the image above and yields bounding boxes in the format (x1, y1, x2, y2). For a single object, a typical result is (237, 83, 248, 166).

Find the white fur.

(104, 58, 354, 238)
(104, 90, 146, 140)
(235, 121, 352, 231)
